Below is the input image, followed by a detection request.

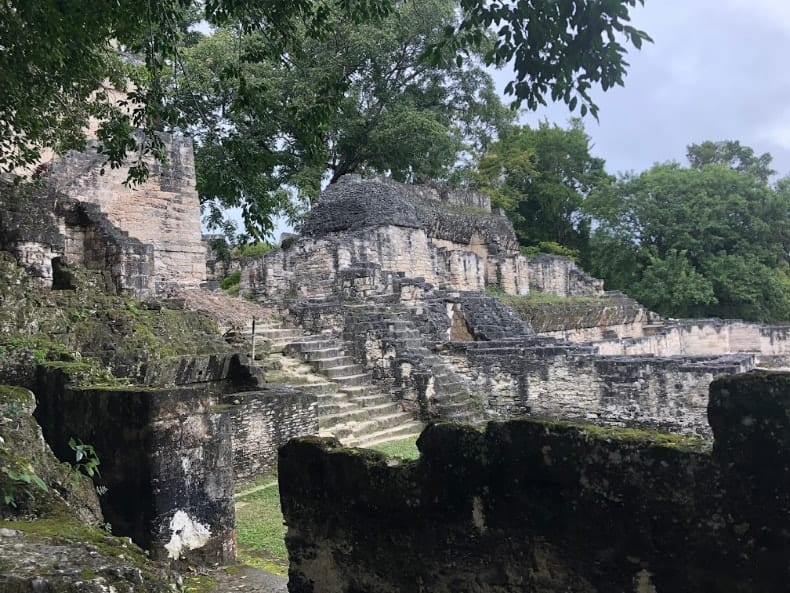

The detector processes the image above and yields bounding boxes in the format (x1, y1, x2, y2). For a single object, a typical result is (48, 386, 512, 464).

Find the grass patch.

(235, 483, 288, 575)
(235, 471, 278, 496)
(182, 574, 219, 593)
(368, 436, 420, 460)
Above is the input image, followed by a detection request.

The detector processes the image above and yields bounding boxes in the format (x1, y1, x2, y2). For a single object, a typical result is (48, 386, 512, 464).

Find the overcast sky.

(499, 0, 790, 179)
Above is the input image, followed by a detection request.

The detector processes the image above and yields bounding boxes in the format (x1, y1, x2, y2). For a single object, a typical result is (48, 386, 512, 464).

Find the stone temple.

(2, 136, 790, 591)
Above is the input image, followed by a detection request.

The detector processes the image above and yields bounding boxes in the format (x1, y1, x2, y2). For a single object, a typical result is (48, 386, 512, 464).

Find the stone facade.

(47, 135, 206, 293)
(527, 253, 603, 297)
(2, 133, 207, 295)
(279, 372, 790, 593)
(244, 175, 548, 300)
(443, 341, 754, 437)
(34, 376, 237, 565)
(0, 182, 155, 293)
(221, 386, 319, 485)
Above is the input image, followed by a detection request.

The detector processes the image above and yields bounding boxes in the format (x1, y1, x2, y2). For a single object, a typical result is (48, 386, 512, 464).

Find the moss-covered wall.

(279, 372, 790, 593)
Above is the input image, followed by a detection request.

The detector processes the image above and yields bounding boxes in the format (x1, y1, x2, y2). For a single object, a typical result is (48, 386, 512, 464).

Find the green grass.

(368, 436, 420, 460)
(235, 483, 288, 575)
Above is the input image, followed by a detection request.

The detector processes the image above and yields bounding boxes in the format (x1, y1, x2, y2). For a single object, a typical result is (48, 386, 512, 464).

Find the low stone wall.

(220, 386, 319, 485)
(34, 371, 236, 566)
(279, 372, 790, 593)
(595, 319, 790, 359)
(442, 342, 754, 437)
(525, 292, 649, 337)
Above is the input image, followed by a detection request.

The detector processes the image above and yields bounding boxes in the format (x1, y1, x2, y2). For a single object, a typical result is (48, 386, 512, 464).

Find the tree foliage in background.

(1, 0, 650, 237)
(586, 147, 790, 322)
(174, 0, 514, 235)
(473, 120, 610, 260)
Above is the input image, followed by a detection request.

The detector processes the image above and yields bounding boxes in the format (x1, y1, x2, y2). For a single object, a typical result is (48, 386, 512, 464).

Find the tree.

(473, 119, 611, 258)
(586, 151, 790, 322)
(687, 140, 775, 183)
(175, 0, 515, 235)
(0, 0, 392, 179)
(1, 0, 650, 235)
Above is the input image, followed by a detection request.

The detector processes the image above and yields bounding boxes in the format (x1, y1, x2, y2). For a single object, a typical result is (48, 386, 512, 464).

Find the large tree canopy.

(1, 0, 650, 236)
(586, 146, 790, 322)
(473, 119, 610, 259)
(176, 0, 515, 234)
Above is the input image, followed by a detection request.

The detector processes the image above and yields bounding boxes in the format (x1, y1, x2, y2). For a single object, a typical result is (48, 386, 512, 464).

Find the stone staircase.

(283, 334, 423, 447)
(250, 320, 423, 447)
(343, 305, 485, 424)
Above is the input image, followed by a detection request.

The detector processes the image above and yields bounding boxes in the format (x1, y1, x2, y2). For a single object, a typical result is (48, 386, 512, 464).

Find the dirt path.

(192, 565, 288, 593)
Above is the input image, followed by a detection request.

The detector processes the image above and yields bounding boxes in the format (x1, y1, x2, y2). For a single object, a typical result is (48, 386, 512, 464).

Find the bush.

(231, 242, 274, 259)
(220, 270, 241, 291)
(520, 241, 580, 262)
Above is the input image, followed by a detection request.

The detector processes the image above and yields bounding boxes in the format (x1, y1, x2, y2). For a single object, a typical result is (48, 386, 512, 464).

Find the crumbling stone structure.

(244, 176, 602, 301)
(239, 176, 790, 437)
(1, 133, 206, 295)
(0, 182, 155, 293)
(280, 372, 790, 593)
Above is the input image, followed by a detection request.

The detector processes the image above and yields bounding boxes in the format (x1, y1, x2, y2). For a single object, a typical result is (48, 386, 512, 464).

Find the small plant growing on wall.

(68, 437, 101, 487)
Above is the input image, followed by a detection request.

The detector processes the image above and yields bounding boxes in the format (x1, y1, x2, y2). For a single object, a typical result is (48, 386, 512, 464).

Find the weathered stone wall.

(47, 135, 206, 293)
(442, 342, 754, 437)
(34, 371, 236, 566)
(220, 386, 319, 485)
(595, 319, 790, 359)
(521, 292, 650, 337)
(0, 183, 155, 293)
(527, 254, 604, 297)
(244, 225, 492, 301)
(279, 372, 790, 593)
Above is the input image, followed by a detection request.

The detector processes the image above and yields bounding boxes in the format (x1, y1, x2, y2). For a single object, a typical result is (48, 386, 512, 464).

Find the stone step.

(436, 400, 479, 416)
(350, 393, 395, 408)
(302, 347, 345, 361)
(359, 401, 402, 417)
(297, 382, 339, 395)
(347, 412, 418, 438)
(324, 364, 366, 379)
(319, 408, 372, 430)
(331, 373, 372, 388)
(286, 339, 338, 353)
(337, 385, 371, 397)
(254, 327, 303, 339)
(317, 399, 356, 415)
(351, 422, 425, 449)
(312, 356, 355, 371)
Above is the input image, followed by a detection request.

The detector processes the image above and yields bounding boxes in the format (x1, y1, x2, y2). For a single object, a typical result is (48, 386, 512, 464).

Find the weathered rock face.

(0, 527, 177, 593)
(0, 385, 102, 524)
(279, 372, 790, 593)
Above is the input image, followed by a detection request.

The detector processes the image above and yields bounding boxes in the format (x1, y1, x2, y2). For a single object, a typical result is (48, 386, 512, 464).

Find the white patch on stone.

(633, 569, 657, 593)
(472, 495, 486, 534)
(164, 510, 211, 560)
